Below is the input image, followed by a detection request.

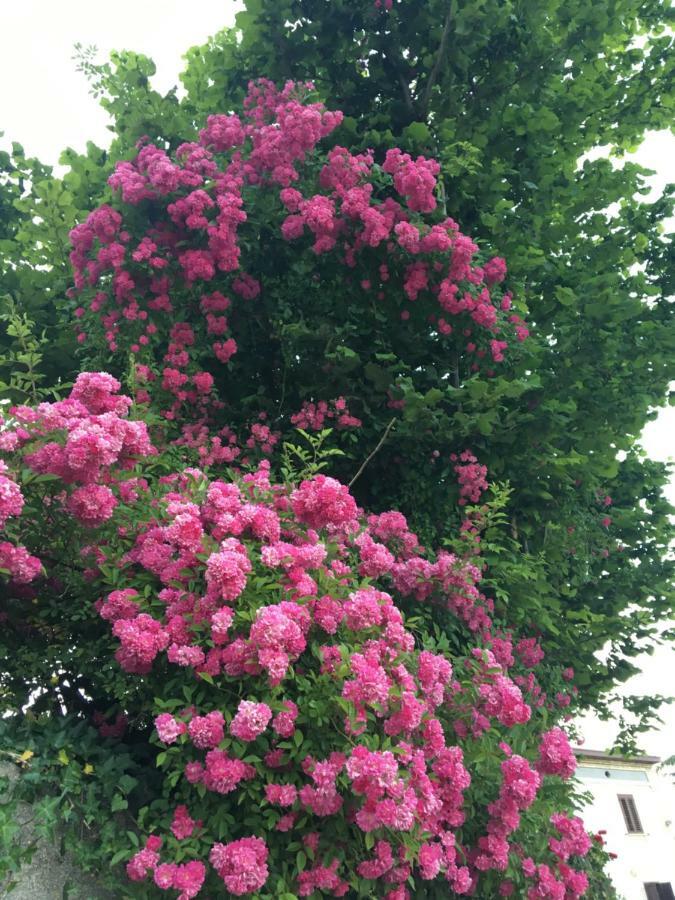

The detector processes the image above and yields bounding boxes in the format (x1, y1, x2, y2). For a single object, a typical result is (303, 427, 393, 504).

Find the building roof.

(573, 748, 660, 766)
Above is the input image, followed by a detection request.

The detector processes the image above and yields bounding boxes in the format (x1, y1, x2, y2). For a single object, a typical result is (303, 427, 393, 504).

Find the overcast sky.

(1, 0, 672, 759)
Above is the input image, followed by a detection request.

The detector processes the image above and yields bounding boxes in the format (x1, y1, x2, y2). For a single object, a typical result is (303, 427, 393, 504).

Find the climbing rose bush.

(0, 374, 591, 899)
(0, 77, 614, 899)
(68, 78, 528, 445)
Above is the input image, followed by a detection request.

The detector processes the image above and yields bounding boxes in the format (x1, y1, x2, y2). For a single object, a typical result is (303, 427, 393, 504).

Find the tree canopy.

(0, 2, 672, 896)
(2, 0, 673, 713)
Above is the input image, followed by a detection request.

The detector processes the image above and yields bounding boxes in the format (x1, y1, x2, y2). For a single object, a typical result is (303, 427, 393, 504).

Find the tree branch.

(375, 20, 419, 124)
(397, 69, 416, 120)
(452, 351, 460, 389)
(349, 418, 397, 488)
(379, 47, 417, 121)
(422, 0, 454, 115)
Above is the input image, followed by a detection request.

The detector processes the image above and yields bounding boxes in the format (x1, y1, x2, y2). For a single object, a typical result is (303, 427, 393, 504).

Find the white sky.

(0, 0, 673, 758)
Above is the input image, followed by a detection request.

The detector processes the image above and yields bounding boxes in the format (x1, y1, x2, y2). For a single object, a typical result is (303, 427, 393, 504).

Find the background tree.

(1, 3, 672, 894)
(178, 0, 675, 703)
(0, 0, 671, 815)
(0, 83, 620, 897)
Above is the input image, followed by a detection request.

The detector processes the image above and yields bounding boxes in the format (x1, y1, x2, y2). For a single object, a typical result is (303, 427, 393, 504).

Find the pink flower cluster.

(290, 397, 362, 431)
(0, 442, 42, 584)
(523, 836, 590, 900)
(0, 375, 156, 590)
(205, 539, 251, 602)
(69, 82, 343, 419)
(272, 699, 298, 737)
(549, 813, 591, 861)
(153, 861, 206, 899)
(2, 396, 589, 897)
(154, 713, 187, 745)
(279, 140, 526, 366)
(127, 836, 205, 900)
(249, 603, 308, 682)
(230, 700, 272, 741)
(66, 483, 118, 527)
(452, 450, 489, 505)
(0, 540, 41, 584)
(474, 755, 542, 873)
(198, 750, 255, 795)
(297, 857, 349, 896)
(478, 673, 532, 728)
(291, 474, 359, 529)
(0, 462, 24, 529)
(209, 836, 269, 895)
(382, 148, 440, 213)
(127, 835, 163, 882)
(0, 372, 156, 584)
(113, 614, 170, 675)
(14, 373, 153, 512)
(188, 711, 225, 749)
(536, 728, 577, 779)
(299, 752, 345, 817)
(171, 805, 200, 840)
(69, 80, 528, 438)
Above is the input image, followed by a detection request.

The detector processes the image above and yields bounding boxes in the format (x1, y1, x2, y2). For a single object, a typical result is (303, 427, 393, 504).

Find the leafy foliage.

(176, 0, 675, 709)
(0, 0, 672, 895)
(1, 1, 672, 717)
(1, 371, 609, 897)
(1, 715, 148, 898)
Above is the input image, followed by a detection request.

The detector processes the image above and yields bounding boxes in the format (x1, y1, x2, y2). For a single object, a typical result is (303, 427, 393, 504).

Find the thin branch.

(422, 0, 454, 114)
(452, 351, 460, 389)
(379, 47, 417, 121)
(349, 418, 397, 488)
(438, 173, 448, 216)
(377, 23, 418, 123)
(397, 71, 416, 119)
(275, 358, 288, 423)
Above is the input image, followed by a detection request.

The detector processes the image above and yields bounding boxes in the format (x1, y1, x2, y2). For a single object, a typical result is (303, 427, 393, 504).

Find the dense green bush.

(1, 0, 672, 895)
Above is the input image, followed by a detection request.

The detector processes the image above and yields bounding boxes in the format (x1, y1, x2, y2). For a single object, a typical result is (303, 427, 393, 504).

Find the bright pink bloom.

(202, 749, 255, 794)
(66, 484, 117, 527)
(0, 472, 24, 528)
(272, 700, 298, 738)
(209, 836, 269, 895)
(536, 728, 576, 779)
(205, 539, 251, 601)
(154, 713, 186, 745)
(188, 710, 225, 749)
(171, 805, 200, 840)
(0, 541, 41, 583)
(291, 475, 358, 529)
(230, 700, 272, 741)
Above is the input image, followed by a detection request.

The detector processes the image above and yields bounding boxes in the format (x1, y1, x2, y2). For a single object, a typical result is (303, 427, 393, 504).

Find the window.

(644, 884, 675, 900)
(618, 794, 643, 833)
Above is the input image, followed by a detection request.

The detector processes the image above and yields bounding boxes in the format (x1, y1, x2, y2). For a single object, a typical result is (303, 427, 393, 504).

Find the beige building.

(575, 749, 675, 900)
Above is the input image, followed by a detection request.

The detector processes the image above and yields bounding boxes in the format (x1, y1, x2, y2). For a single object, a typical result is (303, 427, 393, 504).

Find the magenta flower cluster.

(0, 372, 155, 583)
(0, 369, 592, 896)
(0, 74, 610, 896)
(67, 79, 528, 450)
(41, 425, 580, 896)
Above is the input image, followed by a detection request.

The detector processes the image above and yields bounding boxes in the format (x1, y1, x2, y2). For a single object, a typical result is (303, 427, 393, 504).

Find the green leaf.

(111, 795, 128, 813)
(403, 121, 431, 144)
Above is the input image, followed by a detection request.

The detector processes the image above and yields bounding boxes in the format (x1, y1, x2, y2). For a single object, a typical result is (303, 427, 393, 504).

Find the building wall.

(576, 759, 675, 900)
(1, 762, 112, 900)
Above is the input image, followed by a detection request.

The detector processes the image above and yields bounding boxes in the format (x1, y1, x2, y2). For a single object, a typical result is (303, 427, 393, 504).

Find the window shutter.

(644, 885, 675, 900)
(618, 794, 644, 833)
